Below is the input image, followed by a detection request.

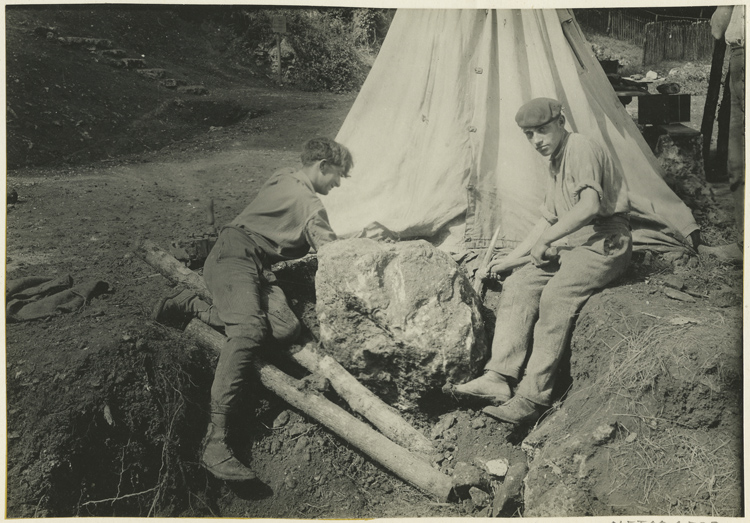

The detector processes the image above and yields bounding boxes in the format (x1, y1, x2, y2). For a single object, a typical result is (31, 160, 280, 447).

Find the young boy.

(454, 98, 632, 424)
(154, 137, 353, 480)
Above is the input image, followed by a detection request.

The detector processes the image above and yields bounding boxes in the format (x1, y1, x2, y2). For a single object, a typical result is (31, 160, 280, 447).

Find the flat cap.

(515, 98, 563, 128)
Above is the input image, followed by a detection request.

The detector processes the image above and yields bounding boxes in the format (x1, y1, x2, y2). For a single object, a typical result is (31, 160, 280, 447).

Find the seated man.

(153, 137, 353, 480)
(455, 98, 632, 425)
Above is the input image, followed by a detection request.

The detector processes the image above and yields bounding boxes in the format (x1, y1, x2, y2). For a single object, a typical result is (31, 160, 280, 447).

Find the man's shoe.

(152, 289, 198, 327)
(451, 371, 512, 404)
(482, 395, 545, 425)
(201, 424, 257, 482)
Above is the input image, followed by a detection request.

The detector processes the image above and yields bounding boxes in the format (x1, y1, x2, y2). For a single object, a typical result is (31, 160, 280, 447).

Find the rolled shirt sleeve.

(566, 138, 606, 206)
(305, 208, 337, 252)
(547, 133, 627, 220)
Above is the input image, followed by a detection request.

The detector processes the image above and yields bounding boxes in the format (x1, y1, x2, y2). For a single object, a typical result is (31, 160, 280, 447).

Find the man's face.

(522, 116, 566, 157)
(315, 161, 346, 195)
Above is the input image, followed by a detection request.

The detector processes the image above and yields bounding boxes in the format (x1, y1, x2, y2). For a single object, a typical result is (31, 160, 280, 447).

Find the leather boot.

(152, 289, 214, 327)
(483, 395, 546, 425)
(201, 419, 257, 482)
(451, 371, 512, 404)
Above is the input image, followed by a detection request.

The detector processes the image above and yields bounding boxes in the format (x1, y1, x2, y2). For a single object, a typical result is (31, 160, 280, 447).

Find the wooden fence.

(574, 9, 652, 45)
(574, 10, 715, 64)
(643, 20, 714, 64)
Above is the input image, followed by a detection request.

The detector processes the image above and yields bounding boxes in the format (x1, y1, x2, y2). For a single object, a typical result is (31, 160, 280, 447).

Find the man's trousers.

(484, 219, 632, 406)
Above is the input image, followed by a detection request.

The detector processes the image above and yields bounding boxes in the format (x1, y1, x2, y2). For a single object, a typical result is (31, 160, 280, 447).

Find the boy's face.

(522, 116, 566, 157)
(314, 160, 346, 195)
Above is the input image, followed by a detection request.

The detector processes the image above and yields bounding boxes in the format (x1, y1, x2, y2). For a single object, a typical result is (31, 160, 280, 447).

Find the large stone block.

(315, 238, 488, 411)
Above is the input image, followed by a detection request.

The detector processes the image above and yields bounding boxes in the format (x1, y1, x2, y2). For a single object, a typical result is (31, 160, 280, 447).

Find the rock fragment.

(469, 486, 492, 507)
(451, 462, 489, 497)
(591, 423, 616, 445)
(485, 458, 509, 477)
(430, 412, 457, 439)
(664, 288, 695, 302)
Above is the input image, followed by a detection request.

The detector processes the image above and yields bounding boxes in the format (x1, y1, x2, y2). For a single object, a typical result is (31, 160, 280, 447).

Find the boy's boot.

(152, 289, 220, 327)
(201, 413, 257, 482)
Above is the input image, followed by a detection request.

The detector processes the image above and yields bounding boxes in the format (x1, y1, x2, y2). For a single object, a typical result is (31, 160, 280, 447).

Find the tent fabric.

(323, 9, 699, 252)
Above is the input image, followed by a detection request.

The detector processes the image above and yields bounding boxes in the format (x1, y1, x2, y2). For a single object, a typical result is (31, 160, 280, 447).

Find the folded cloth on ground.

(6, 275, 110, 322)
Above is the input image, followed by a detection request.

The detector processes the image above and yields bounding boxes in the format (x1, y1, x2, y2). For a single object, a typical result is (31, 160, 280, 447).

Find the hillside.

(5, 5, 743, 519)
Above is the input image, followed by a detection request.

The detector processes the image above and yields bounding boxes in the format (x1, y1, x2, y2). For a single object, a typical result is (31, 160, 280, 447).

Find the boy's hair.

(301, 137, 353, 176)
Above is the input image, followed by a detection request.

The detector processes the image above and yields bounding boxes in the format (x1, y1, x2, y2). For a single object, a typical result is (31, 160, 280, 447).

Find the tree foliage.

(200, 6, 395, 92)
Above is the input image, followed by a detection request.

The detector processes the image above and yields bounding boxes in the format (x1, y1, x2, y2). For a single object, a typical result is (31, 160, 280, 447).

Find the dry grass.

(600, 319, 686, 402)
(593, 314, 741, 516)
(605, 426, 740, 516)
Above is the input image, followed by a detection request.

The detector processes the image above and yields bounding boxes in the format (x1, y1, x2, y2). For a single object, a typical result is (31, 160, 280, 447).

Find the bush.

(215, 7, 393, 92)
(285, 11, 368, 92)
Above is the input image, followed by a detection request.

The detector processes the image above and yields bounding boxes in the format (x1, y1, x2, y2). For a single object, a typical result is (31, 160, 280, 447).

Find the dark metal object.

(638, 94, 691, 125)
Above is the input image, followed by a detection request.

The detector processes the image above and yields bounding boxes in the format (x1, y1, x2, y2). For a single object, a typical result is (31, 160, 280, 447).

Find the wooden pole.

(185, 319, 453, 502)
(290, 343, 435, 455)
(491, 461, 528, 517)
(135, 240, 435, 454)
(701, 36, 727, 181)
(715, 70, 732, 181)
(135, 239, 211, 301)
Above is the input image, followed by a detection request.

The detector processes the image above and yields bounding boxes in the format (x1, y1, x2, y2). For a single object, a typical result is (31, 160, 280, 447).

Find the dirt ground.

(4, 5, 744, 519)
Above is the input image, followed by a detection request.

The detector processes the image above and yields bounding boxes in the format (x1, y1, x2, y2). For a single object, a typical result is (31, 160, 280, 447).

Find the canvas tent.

(322, 9, 699, 252)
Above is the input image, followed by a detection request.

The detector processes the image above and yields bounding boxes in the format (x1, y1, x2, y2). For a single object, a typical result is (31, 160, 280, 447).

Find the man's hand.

(485, 256, 517, 279)
(530, 240, 552, 266)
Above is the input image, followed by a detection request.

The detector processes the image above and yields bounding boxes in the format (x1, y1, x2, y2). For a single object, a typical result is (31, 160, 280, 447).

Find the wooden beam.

(185, 319, 453, 502)
(715, 69, 732, 180)
(701, 37, 727, 181)
(289, 343, 435, 455)
(135, 239, 211, 301)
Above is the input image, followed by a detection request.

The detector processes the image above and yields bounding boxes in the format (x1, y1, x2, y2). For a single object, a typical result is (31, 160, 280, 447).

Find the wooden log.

(701, 36, 727, 181)
(289, 343, 434, 455)
(136, 239, 434, 455)
(184, 319, 454, 502)
(491, 461, 528, 517)
(715, 70, 732, 179)
(135, 239, 211, 301)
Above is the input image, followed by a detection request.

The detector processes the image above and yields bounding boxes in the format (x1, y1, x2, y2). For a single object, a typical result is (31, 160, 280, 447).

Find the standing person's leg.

(728, 47, 745, 244)
(486, 230, 632, 423)
(453, 263, 554, 403)
(201, 229, 269, 481)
